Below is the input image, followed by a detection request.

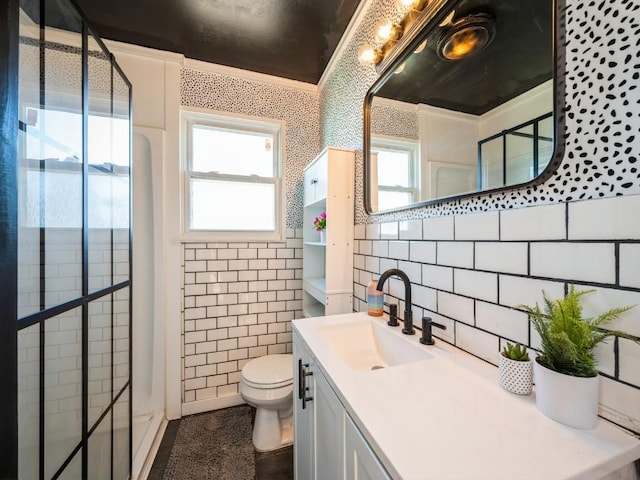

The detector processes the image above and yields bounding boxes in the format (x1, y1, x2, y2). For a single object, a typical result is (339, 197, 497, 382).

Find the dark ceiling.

(375, 0, 553, 115)
(73, 0, 362, 84)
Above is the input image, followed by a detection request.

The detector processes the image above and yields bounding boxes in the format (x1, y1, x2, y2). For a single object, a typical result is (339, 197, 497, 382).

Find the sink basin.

(316, 317, 431, 372)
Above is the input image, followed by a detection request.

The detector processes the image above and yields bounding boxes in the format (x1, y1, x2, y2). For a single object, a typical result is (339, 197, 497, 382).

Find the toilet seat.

(241, 354, 293, 389)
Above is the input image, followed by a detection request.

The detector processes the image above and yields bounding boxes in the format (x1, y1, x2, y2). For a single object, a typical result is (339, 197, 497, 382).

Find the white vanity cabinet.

(302, 147, 355, 317)
(293, 331, 391, 480)
(314, 368, 345, 479)
(293, 331, 315, 480)
(345, 416, 392, 480)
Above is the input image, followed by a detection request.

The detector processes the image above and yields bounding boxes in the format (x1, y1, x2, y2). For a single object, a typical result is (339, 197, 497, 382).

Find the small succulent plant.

(501, 342, 530, 362)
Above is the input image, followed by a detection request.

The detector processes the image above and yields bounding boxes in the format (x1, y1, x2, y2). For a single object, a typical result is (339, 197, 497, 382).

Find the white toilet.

(239, 353, 294, 452)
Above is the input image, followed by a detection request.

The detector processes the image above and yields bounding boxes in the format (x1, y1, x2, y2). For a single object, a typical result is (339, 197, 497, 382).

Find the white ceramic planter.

(498, 353, 533, 395)
(319, 229, 326, 244)
(533, 358, 600, 429)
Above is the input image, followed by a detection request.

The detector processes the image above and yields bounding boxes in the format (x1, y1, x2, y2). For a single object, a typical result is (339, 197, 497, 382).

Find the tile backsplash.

(353, 194, 640, 434)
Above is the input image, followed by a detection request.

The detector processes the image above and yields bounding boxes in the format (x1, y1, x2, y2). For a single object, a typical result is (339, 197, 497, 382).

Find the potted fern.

(499, 342, 532, 395)
(518, 285, 636, 429)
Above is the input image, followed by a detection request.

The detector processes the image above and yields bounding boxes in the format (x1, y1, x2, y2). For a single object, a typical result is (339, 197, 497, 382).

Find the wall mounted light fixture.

(358, 0, 454, 70)
(358, 0, 432, 67)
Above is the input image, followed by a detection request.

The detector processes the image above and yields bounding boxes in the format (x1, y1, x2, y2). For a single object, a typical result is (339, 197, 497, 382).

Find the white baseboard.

(181, 393, 245, 416)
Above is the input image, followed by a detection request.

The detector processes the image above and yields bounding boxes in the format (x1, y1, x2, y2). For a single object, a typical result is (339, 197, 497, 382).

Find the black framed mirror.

(364, 0, 564, 214)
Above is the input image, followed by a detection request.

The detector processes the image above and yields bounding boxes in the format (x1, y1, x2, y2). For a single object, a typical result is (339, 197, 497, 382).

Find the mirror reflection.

(365, 0, 555, 213)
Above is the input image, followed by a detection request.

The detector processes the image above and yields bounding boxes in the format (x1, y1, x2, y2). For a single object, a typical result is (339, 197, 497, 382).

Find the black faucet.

(376, 269, 414, 335)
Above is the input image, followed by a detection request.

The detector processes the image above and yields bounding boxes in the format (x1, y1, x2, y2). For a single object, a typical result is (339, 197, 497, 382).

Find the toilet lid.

(242, 354, 293, 386)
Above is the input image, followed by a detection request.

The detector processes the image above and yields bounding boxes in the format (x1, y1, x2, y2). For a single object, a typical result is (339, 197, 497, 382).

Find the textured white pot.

(498, 353, 533, 395)
(319, 229, 326, 244)
(533, 357, 600, 429)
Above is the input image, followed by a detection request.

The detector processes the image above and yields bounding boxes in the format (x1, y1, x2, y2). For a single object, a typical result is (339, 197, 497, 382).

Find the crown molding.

(103, 39, 184, 64)
(417, 103, 478, 122)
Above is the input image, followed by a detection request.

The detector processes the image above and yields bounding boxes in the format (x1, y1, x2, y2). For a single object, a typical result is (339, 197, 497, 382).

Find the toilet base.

(252, 407, 293, 452)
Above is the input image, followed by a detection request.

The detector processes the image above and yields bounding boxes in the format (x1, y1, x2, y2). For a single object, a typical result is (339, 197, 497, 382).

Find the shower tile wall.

(352, 194, 640, 432)
(181, 231, 303, 403)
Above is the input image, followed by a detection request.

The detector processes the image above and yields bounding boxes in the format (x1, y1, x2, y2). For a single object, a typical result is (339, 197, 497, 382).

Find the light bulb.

(399, 0, 428, 13)
(394, 62, 406, 74)
(357, 45, 381, 66)
(375, 20, 402, 44)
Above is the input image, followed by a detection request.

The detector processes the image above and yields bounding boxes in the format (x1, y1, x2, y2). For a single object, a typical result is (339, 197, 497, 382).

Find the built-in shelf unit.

(302, 147, 355, 317)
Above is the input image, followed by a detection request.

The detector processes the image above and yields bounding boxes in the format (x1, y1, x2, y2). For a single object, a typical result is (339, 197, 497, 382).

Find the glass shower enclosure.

(0, 0, 134, 477)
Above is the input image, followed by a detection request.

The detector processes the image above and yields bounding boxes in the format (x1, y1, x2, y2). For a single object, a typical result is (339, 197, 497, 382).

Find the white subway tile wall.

(500, 203, 566, 241)
(619, 244, 640, 289)
(379, 221, 398, 240)
(568, 196, 640, 240)
(454, 211, 500, 241)
(353, 199, 640, 431)
(181, 230, 302, 404)
(437, 241, 473, 268)
(399, 220, 422, 240)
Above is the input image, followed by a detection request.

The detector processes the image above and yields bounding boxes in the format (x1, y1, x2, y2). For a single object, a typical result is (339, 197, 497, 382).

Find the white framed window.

(182, 108, 285, 241)
(371, 137, 420, 211)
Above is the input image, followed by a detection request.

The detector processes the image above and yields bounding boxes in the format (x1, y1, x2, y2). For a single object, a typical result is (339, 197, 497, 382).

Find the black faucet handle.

(402, 310, 415, 335)
(383, 302, 399, 327)
(420, 316, 446, 345)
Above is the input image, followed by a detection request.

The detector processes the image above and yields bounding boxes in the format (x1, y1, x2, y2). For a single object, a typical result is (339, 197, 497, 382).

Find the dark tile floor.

(148, 406, 293, 480)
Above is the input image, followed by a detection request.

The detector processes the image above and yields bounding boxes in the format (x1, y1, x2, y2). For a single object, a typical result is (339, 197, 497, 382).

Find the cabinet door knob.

(310, 179, 318, 185)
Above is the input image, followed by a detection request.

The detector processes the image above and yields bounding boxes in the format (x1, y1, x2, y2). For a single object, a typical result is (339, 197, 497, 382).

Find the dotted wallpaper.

(19, 38, 118, 111)
(180, 68, 321, 228)
(320, 0, 640, 224)
(371, 100, 419, 139)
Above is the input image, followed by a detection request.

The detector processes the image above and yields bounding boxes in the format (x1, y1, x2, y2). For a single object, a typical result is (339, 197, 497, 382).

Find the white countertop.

(292, 312, 640, 480)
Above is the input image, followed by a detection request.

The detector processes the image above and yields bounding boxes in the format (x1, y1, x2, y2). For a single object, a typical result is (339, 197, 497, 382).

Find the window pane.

(192, 126, 275, 177)
(506, 126, 534, 186)
(375, 149, 410, 187)
(480, 140, 503, 189)
(378, 191, 413, 211)
(88, 295, 112, 428)
(112, 72, 131, 285)
(88, 32, 114, 293)
(57, 450, 81, 480)
(113, 387, 130, 480)
(191, 179, 276, 231)
(88, 410, 112, 479)
(18, 325, 39, 480)
(113, 287, 130, 395)
(538, 116, 554, 172)
(45, 307, 82, 479)
(17, 1, 41, 319)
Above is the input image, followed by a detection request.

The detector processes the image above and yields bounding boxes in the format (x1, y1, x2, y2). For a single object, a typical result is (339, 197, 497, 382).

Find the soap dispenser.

(366, 279, 383, 317)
